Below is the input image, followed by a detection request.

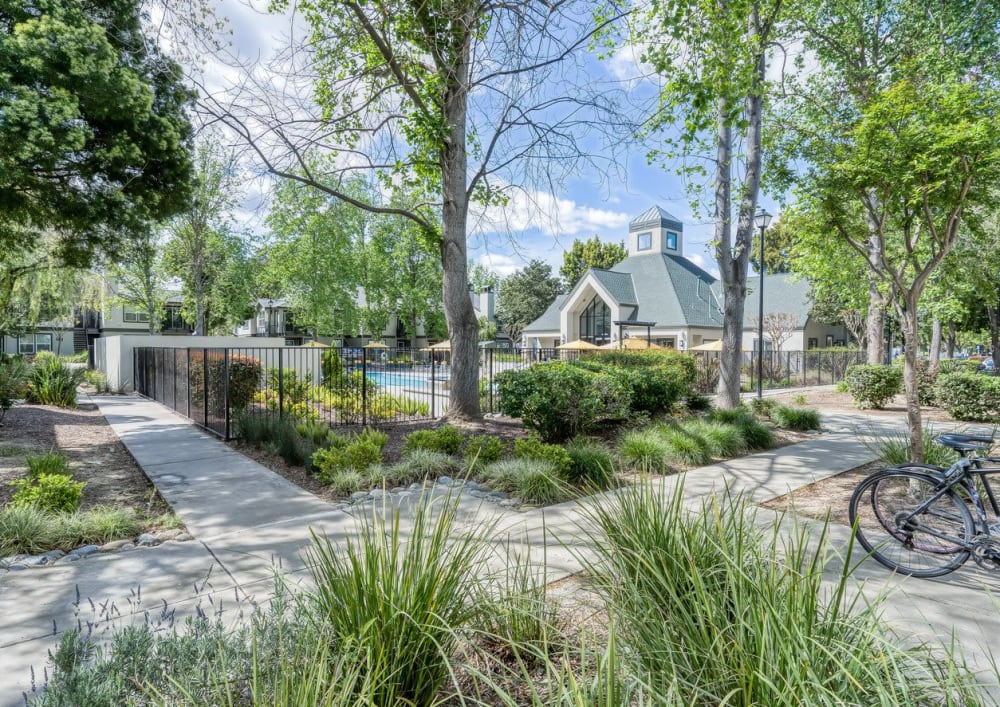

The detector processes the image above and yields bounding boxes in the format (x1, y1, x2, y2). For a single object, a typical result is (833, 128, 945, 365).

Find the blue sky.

(205, 0, 784, 281)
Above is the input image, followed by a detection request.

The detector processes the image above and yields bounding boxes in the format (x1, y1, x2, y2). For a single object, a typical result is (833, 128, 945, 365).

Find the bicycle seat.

(938, 432, 994, 445)
(936, 434, 992, 454)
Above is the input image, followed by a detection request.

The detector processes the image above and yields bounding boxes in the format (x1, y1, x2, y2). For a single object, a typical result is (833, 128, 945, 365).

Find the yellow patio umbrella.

(363, 341, 389, 349)
(557, 339, 599, 350)
(302, 340, 329, 348)
(687, 339, 724, 352)
(600, 338, 662, 350)
(428, 340, 451, 350)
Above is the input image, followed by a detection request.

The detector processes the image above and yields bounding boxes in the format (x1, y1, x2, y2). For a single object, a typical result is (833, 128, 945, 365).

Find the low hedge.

(495, 361, 631, 442)
(934, 373, 1000, 422)
(844, 364, 902, 409)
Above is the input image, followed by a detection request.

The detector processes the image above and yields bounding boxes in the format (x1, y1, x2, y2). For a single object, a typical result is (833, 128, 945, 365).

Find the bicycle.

(848, 432, 1000, 578)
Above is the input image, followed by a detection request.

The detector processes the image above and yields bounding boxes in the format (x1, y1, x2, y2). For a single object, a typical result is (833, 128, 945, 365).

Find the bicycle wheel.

(848, 469, 973, 577)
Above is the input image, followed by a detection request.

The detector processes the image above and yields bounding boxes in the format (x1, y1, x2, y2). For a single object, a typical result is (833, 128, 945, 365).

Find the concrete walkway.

(2, 395, 999, 704)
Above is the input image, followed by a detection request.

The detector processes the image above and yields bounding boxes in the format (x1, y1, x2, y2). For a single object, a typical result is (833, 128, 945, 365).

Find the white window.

(666, 232, 678, 250)
(123, 308, 150, 323)
(19, 333, 52, 354)
(637, 232, 652, 250)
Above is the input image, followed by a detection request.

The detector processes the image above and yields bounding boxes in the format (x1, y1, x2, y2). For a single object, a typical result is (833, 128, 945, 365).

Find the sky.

(199, 0, 784, 282)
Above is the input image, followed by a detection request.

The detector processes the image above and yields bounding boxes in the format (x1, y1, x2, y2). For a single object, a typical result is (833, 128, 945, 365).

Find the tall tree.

(802, 77, 1000, 459)
(496, 260, 561, 343)
(199, 0, 628, 423)
(0, 0, 192, 283)
(639, 0, 785, 408)
(560, 236, 628, 289)
(162, 140, 243, 336)
(106, 230, 166, 335)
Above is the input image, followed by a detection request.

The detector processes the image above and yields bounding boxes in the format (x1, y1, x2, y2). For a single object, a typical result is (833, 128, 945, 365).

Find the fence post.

(278, 347, 284, 419)
(431, 354, 437, 418)
(361, 348, 368, 427)
(224, 348, 231, 440)
(488, 348, 494, 413)
(184, 349, 190, 418)
(202, 348, 209, 429)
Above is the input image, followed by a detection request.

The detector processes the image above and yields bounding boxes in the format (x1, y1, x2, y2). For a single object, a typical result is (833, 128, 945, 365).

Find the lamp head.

(755, 209, 772, 230)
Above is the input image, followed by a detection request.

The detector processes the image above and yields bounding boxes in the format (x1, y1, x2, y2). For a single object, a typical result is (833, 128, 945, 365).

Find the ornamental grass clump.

(564, 438, 616, 489)
(306, 494, 490, 706)
(27, 354, 84, 408)
(480, 458, 574, 505)
(582, 483, 988, 705)
(861, 423, 959, 467)
(618, 429, 671, 473)
(771, 404, 822, 431)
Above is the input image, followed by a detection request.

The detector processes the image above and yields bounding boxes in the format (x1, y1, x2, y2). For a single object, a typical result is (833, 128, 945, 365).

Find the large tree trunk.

(899, 298, 924, 462)
(866, 277, 884, 364)
(714, 96, 740, 409)
(440, 34, 480, 424)
(929, 317, 942, 376)
(946, 321, 956, 359)
(988, 294, 1000, 363)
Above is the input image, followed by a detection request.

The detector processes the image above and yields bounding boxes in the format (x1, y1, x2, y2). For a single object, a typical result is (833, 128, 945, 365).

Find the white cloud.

(685, 252, 719, 280)
(476, 253, 521, 278)
(469, 186, 630, 239)
(608, 42, 654, 84)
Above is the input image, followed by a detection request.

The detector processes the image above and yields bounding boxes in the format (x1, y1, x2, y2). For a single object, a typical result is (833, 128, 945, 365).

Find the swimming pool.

(367, 371, 443, 390)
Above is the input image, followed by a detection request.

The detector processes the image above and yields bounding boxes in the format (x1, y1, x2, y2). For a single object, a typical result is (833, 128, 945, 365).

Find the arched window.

(579, 295, 611, 344)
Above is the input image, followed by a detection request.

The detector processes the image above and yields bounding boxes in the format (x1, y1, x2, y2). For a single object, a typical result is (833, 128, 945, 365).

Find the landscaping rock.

(173, 532, 193, 542)
(350, 491, 369, 503)
(369, 489, 385, 500)
(65, 546, 100, 560)
(154, 529, 186, 542)
(137, 534, 161, 547)
(100, 539, 135, 552)
(6, 563, 28, 571)
(408, 483, 423, 491)
(438, 476, 452, 486)
(1, 555, 28, 569)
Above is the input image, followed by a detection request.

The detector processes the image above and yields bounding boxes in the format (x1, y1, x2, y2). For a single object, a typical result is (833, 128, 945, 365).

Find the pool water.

(366, 371, 439, 390)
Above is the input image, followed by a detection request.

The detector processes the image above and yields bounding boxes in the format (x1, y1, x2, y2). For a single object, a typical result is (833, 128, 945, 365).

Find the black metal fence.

(134, 345, 865, 439)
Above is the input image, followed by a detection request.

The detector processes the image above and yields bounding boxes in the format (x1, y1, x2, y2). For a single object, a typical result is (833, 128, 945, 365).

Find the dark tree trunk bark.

(929, 317, 942, 376)
(946, 321, 956, 359)
(900, 299, 924, 463)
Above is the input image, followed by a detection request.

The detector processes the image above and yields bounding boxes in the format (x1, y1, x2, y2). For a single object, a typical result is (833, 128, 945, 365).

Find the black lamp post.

(755, 208, 772, 399)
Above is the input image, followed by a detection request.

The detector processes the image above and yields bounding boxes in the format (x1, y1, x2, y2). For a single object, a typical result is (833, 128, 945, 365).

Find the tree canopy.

(0, 0, 193, 266)
(496, 260, 561, 342)
(560, 236, 627, 289)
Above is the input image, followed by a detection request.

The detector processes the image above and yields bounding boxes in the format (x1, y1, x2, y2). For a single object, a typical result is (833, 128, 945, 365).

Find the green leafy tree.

(0, 0, 193, 278)
(106, 230, 166, 335)
(496, 260, 561, 343)
(201, 0, 628, 423)
(468, 262, 501, 293)
(560, 236, 627, 289)
(162, 139, 253, 335)
(637, 0, 786, 409)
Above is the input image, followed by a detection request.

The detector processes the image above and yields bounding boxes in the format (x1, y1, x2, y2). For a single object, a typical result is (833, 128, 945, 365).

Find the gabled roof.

(591, 269, 637, 306)
(743, 273, 812, 328)
(629, 206, 684, 233)
(610, 253, 723, 327)
(523, 294, 567, 334)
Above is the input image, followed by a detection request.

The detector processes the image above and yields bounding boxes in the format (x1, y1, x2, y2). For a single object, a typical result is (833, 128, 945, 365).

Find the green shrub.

(618, 429, 671, 473)
(306, 495, 489, 705)
(496, 361, 631, 442)
(321, 347, 344, 390)
(934, 372, 1000, 422)
(26, 449, 71, 477)
(861, 424, 961, 467)
(58, 507, 142, 547)
(685, 393, 712, 412)
(269, 421, 319, 468)
(582, 485, 985, 705)
(403, 424, 464, 455)
(376, 450, 459, 485)
(844, 364, 903, 409)
(574, 349, 698, 415)
(0, 355, 31, 423)
(296, 419, 333, 446)
(747, 397, 776, 418)
(657, 423, 711, 466)
(707, 408, 774, 450)
(82, 369, 110, 393)
(0, 504, 55, 555)
(326, 468, 367, 495)
(266, 367, 311, 404)
(480, 458, 573, 505)
(227, 354, 263, 410)
(312, 436, 384, 484)
(235, 411, 282, 444)
(681, 419, 747, 457)
(27, 356, 84, 408)
(355, 427, 389, 452)
(564, 438, 616, 488)
(771, 404, 822, 431)
(11, 473, 86, 513)
(513, 437, 572, 478)
(463, 435, 504, 471)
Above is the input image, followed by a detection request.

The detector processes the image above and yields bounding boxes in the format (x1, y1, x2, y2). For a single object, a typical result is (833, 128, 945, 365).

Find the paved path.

(2, 395, 999, 704)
